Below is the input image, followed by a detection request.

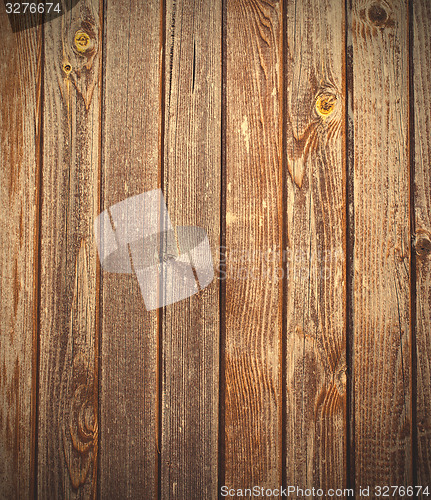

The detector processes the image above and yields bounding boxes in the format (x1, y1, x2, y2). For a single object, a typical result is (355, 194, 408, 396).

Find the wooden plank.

(412, 0, 431, 489)
(351, 0, 411, 489)
(284, 0, 346, 491)
(160, 0, 221, 498)
(223, 0, 283, 488)
(0, 12, 41, 500)
(37, 0, 102, 497)
(98, 1, 161, 498)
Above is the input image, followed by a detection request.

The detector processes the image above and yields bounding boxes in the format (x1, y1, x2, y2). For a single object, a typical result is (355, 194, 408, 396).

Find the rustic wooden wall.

(0, 0, 430, 499)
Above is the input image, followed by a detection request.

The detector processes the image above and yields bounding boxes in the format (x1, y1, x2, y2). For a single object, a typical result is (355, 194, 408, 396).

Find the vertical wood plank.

(284, 0, 346, 490)
(351, 0, 411, 489)
(98, 0, 161, 498)
(412, 0, 431, 488)
(224, 0, 283, 488)
(161, 0, 221, 498)
(0, 12, 41, 500)
(37, 0, 102, 497)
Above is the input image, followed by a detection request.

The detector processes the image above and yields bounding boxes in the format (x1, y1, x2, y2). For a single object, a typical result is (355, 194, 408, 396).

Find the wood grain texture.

(284, 0, 346, 491)
(412, 0, 431, 489)
(98, 0, 161, 498)
(351, 0, 411, 489)
(161, 0, 221, 498)
(0, 12, 41, 500)
(3, 0, 431, 495)
(37, 0, 102, 497)
(224, 0, 283, 489)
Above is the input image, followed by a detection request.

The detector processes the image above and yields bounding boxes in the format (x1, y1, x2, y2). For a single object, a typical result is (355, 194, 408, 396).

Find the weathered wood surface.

(99, 1, 161, 498)
(284, 0, 346, 492)
(0, 11, 41, 500)
(351, 0, 411, 490)
(223, 0, 283, 489)
(37, 0, 101, 497)
(160, 0, 221, 498)
(413, 0, 431, 490)
(0, 0, 430, 497)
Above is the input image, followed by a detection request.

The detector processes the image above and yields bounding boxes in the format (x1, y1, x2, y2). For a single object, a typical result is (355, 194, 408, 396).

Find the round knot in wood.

(74, 30, 91, 53)
(414, 231, 431, 257)
(315, 93, 337, 118)
(368, 3, 388, 27)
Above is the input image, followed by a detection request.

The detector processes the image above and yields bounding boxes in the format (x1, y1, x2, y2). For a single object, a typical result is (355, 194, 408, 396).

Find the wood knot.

(414, 230, 431, 257)
(74, 30, 93, 54)
(418, 417, 431, 433)
(63, 62, 72, 74)
(368, 2, 389, 27)
(334, 356, 347, 396)
(315, 92, 337, 118)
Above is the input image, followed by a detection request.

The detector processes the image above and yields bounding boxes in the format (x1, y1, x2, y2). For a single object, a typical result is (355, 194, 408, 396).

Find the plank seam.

(33, 16, 45, 500)
(157, 0, 167, 498)
(96, 0, 106, 497)
(407, 0, 418, 488)
(281, 0, 287, 490)
(344, 0, 355, 494)
(217, 0, 227, 496)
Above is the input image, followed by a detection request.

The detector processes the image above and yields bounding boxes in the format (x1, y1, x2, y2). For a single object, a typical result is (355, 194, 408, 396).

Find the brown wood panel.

(98, 0, 161, 498)
(412, 0, 431, 489)
(284, 0, 346, 491)
(0, 12, 41, 500)
(351, 0, 411, 490)
(223, 0, 283, 489)
(37, 0, 102, 497)
(160, 0, 221, 498)
(4, 1, 431, 496)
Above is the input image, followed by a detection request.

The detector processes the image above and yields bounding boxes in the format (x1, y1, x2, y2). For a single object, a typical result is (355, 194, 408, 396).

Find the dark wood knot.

(414, 230, 431, 257)
(368, 2, 389, 27)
